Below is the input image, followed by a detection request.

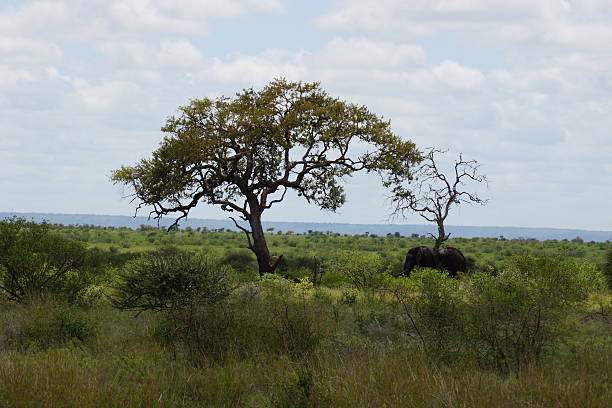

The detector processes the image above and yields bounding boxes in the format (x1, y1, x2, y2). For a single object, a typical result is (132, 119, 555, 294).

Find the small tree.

(389, 148, 488, 251)
(112, 79, 420, 275)
(0, 217, 88, 302)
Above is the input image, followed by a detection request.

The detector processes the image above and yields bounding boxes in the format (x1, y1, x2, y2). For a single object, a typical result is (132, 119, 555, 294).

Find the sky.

(1, 0, 611, 231)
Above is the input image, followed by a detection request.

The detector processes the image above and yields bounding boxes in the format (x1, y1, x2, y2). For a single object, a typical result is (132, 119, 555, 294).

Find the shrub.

(153, 276, 327, 363)
(220, 248, 256, 272)
(153, 301, 239, 363)
(465, 255, 605, 373)
(604, 247, 612, 289)
(388, 269, 464, 361)
(0, 298, 96, 350)
(325, 251, 389, 292)
(0, 217, 90, 303)
(256, 275, 323, 358)
(112, 249, 234, 313)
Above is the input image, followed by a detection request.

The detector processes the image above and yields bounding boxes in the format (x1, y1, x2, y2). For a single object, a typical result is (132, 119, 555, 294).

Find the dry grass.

(0, 290, 610, 408)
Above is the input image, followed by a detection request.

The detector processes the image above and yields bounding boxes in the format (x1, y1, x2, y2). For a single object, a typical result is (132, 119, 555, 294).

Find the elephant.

(402, 246, 466, 278)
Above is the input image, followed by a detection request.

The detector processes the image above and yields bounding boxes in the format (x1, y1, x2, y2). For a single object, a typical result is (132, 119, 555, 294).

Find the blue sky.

(1, 0, 611, 231)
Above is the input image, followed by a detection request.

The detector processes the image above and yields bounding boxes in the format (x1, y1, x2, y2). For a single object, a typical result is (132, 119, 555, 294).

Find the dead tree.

(390, 148, 488, 251)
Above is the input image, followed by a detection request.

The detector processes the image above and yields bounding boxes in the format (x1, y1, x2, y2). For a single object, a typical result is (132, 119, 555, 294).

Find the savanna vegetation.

(1, 217, 610, 407)
(1, 79, 609, 407)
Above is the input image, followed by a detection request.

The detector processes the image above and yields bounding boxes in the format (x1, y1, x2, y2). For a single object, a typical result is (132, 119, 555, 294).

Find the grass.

(0, 329, 609, 407)
(53, 225, 611, 278)
(0, 226, 610, 407)
(0, 287, 610, 407)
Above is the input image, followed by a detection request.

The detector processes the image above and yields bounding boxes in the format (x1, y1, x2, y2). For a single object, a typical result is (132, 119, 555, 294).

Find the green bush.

(153, 276, 327, 363)
(325, 251, 389, 292)
(112, 249, 234, 313)
(153, 302, 239, 363)
(257, 275, 324, 358)
(0, 217, 90, 303)
(464, 255, 605, 373)
(603, 247, 612, 289)
(388, 269, 464, 361)
(0, 298, 96, 350)
(220, 248, 255, 272)
(388, 255, 606, 371)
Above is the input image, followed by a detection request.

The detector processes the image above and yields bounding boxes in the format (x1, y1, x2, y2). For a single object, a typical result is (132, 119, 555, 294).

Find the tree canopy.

(0, 217, 88, 302)
(112, 79, 421, 274)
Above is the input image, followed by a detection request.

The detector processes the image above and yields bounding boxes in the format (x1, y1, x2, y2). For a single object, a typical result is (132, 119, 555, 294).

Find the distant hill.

(1, 212, 611, 242)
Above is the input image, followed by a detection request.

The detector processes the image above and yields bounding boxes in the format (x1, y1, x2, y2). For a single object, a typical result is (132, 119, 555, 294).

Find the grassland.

(53, 225, 611, 277)
(0, 224, 610, 407)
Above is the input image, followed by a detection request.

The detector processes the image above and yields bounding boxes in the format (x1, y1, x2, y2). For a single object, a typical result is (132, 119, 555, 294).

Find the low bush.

(464, 255, 605, 373)
(388, 269, 464, 361)
(0, 217, 90, 303)
(219, 248, 256, 273)
(112, 248, 235, 313)
(257, 275, 324, 358)
(154, 275, 329, 363)
(388, 255, 607, 372)
(0, 298, 96, 350)
(325, 251, 389, 293)
(153, 302, 239, 363)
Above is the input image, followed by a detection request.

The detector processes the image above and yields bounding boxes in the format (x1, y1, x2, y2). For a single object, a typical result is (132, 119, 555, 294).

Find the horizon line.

(1, 211, 610, 234)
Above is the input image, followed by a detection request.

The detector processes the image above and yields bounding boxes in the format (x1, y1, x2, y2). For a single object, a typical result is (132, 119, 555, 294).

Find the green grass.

(0, 226, 610, 407)
(53, 225, 611, 279)
(0, 286, 610, 407)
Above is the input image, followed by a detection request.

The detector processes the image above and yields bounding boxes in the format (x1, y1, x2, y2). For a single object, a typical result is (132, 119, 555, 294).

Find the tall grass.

(1, 287, 610, 407)
(0, 334, 609, 407)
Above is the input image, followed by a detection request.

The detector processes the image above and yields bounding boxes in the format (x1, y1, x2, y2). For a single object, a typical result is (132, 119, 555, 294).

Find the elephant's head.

(403, 246, 433, 277)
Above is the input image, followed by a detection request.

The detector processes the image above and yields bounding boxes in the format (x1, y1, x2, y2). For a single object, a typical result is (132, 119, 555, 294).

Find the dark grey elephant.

(402, 246, 466, 278)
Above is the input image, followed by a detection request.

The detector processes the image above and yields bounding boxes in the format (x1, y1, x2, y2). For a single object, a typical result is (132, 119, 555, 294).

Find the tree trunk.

(248, 209, 282, 276)
(433, 221, 448, 251)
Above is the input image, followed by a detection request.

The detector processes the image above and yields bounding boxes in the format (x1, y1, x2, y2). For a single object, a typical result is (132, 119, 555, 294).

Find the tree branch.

(229, 217, 254, 250)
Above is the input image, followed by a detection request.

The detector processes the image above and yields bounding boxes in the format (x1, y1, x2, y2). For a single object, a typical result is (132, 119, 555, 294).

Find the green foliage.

(465, 255, 605, 373)
(387, 255, 607, 371)
(1, 221, 609, 406)
(111, 79, 421, 275)
(47, 223, 610, 281)
(340, 289, 358, 304)
(1, 298, 96, 350)
(0, 252, 609, 407)
(153, 275, 328, 363)
(111, 79, 419, 215)
(220, 247, 255, 272)
(325, 251, 389, 292)
(153, 301, 239, 363)
(604, 247, 612, 289)
(389, 269, 464, 360)
(0, 217, 89, 303)
(112, 248, 234, 313)
(256, 275, 324, 358)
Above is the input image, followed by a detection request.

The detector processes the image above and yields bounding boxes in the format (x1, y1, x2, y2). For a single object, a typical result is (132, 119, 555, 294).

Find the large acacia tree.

(112, 79, 420, 275)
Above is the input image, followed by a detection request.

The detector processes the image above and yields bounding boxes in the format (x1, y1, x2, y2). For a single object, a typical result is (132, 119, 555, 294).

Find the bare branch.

(389, 148, 489, 250)
(229, 216, 254, 250)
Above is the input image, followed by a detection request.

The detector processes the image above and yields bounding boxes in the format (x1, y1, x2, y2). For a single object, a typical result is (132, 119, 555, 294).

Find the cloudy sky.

(1, 0, 611, 231)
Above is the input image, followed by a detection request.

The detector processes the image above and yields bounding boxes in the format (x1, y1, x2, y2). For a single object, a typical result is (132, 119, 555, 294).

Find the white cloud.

(432, 60, 484, 90)
(205, 50, 307, 85)
(0, 0, 288, 40)
(319, 37, 426, 68)
(0, 0, 611, 230)
(246, 0, 286, 13)
(315, 0, 612, 50)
